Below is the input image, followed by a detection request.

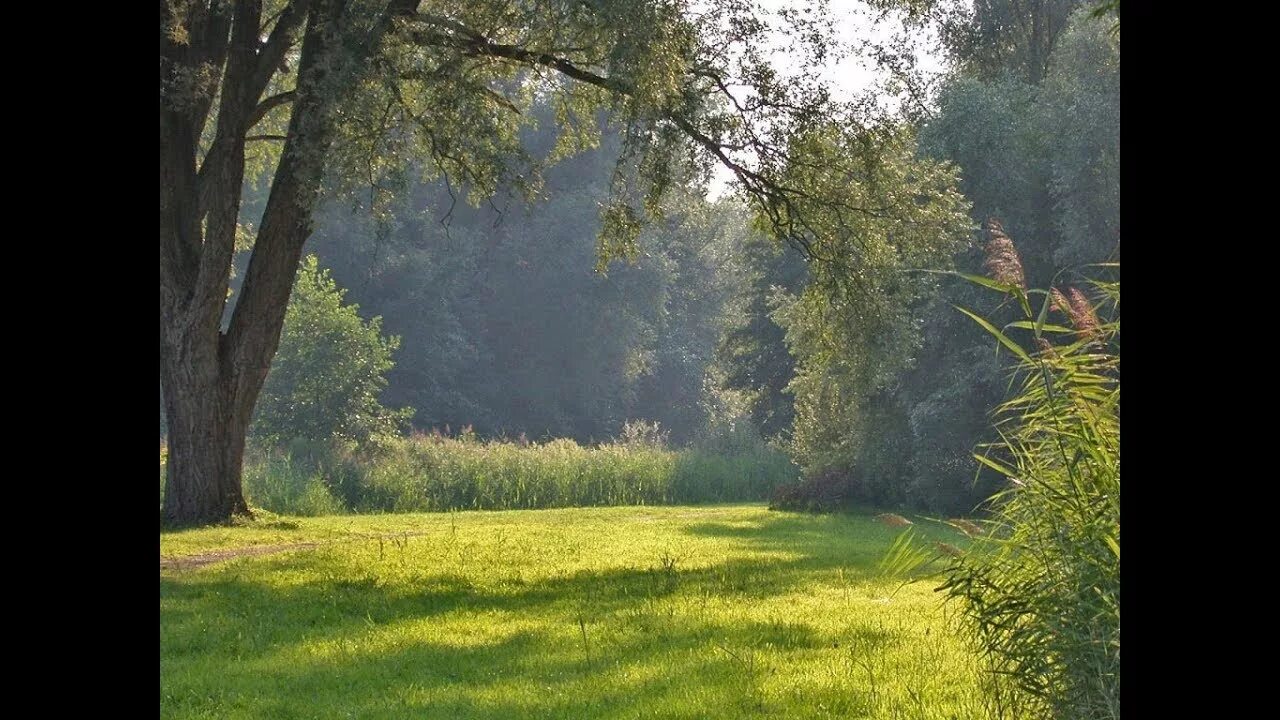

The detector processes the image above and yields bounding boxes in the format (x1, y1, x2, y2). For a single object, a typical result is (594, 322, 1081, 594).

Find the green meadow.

(161, 505, 987, 719)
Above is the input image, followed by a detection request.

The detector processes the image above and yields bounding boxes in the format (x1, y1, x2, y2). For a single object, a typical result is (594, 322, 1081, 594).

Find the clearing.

(160, 504, 986, 719)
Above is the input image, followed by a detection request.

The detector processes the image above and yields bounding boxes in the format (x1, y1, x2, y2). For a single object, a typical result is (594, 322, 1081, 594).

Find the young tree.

(251, 255, 407, 445)
(770, 126, 973, 507)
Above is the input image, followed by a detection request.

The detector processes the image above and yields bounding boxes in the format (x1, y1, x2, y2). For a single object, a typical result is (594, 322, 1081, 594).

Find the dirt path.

(160, 531, 429, 573)
(160, 542, 321, 572)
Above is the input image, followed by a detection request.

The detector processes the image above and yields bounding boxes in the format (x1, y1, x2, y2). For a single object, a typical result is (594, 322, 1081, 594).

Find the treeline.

(238, 109, 755, 449)
(204, 0, 1116, 518)
(772, 2, 1119, 514)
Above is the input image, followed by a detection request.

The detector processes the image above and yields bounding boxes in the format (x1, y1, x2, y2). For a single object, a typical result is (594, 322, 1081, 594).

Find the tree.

(716, 223, 807, 439)
(302, 116, 732, 445)
(251, 255, 407, 445)
(768, 0, 1119, 514)
(934, 0, 1084, 83)
(895, 4, 1118, 512)
(769, 125, 973, 506)
(160, 0, 911, 525)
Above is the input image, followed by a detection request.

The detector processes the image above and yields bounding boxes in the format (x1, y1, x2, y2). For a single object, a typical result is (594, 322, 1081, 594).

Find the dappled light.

(163, 507, 981, 719)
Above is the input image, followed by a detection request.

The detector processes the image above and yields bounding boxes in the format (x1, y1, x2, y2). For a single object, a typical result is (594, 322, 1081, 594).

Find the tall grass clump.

(240, 440, 348, 512)
(163, 437, 347, 518)
(888, 220, 1119, 719)
(240, 422, 800, 514)
(356, 426, 796, 512)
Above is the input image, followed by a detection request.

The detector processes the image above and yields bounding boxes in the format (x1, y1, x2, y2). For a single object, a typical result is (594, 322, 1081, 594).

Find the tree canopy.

(160, 0, 925, 525)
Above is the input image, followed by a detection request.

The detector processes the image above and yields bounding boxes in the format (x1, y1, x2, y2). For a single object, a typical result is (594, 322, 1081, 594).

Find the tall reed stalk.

(888, 219, 1119, 718)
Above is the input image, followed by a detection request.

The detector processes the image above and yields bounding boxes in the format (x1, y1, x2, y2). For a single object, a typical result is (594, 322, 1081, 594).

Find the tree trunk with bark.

(160, 0, 351, 527)
(159, 347, 251, 524)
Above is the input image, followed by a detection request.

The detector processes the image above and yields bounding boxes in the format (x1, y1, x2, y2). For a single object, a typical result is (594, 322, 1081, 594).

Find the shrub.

(768, 469, 851, 513)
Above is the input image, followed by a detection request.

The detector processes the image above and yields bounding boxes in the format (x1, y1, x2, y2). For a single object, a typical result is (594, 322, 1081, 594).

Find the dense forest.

(182, 0, 1118, 518)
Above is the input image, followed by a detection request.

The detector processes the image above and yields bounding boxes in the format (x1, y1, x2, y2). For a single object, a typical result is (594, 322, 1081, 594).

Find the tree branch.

(247, 0, 311, 99)
(405, 15, 833, 259)
(248, 90, 297, 127)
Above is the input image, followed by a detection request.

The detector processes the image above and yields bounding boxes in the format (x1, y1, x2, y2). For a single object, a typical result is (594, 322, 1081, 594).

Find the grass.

(348, 434, 793, 512)
(161, 504, 991, 719)
(168, 433, 801, 517)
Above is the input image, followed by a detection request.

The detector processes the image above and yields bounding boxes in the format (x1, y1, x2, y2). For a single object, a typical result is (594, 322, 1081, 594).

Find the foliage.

(886, 238, 1119, 719)
(769, 125, 973, 509)
(771, 2, 1119, 518)
(716, 229, 808, 440)
(1036, 11, 1121, 268)
(251, 256, 409, 446)
(773, 2, 1122, 515)
(768, 468, 856, 513)
(161, 0, 933, 525)
(162, 505, 985, 719)
(1089, 1, 1120, 31)
(243, 445, 348, 517)
(920, 5, 1119, 277)
(287, 115, 752, 446)
(913, 5, 1118, 512)
(946, 275, 1118, 719)
(932, 0, 1086, 83)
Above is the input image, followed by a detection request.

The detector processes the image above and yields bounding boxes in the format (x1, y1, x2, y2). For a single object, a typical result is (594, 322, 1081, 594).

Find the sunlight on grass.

(161, 505, 988, 719)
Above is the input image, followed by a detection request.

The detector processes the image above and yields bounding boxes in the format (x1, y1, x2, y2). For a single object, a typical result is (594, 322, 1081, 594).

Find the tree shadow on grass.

(165, 627, 805, 719)
(162, 553, 839, 647)
(681, 509, 966, 567)
(161, 546, 910, 719)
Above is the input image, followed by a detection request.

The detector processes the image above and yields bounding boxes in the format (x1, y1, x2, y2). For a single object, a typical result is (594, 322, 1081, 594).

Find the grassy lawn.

(160, 505, 987, 719)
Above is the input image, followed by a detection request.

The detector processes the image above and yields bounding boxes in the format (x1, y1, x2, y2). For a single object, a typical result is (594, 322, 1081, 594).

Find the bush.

(767, 469, 851, 513)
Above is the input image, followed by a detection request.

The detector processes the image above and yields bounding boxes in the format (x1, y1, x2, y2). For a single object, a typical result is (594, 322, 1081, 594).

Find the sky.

(706, 0, 948, 198)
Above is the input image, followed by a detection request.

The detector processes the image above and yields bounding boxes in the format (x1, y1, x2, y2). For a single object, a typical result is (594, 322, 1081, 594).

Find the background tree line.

(771, 0, 1119, 514)
(235, 105, 758, 449)
(165, 0, 1117, 519)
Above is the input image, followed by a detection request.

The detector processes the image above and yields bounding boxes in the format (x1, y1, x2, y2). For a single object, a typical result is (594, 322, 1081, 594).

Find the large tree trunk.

(160, 337, 251, 525)
(159, 0, 355, 527)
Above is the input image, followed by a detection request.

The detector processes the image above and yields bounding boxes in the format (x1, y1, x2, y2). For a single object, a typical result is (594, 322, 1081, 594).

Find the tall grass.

(887, 221, 1119, 719)
(951, 269, 1119, 719)
(243, 451, 347, 517)
(237, 430, 798, 516)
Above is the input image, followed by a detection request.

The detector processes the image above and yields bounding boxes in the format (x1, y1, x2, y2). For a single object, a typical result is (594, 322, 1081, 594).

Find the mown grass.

(161, 505, 990, 719)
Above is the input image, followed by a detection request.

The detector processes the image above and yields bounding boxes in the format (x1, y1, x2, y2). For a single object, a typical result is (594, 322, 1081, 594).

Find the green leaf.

(973, 452, 1015, 477)
(1104, 535, 1120, 560)
(954, 272, 1022, 296)
(954, 306, 1032, 363)
(879, 528, 933, 581)
(1007, 320, 1074, 334)
(1033, 293, 1052, 339)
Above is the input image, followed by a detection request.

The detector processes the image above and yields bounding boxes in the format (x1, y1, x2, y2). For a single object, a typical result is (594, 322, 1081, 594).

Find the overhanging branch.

(249, 90, 297, 127)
